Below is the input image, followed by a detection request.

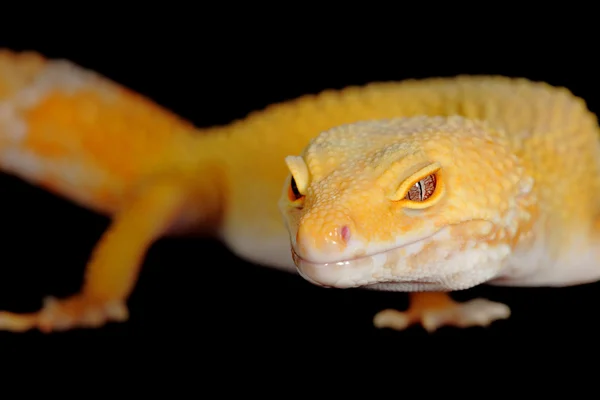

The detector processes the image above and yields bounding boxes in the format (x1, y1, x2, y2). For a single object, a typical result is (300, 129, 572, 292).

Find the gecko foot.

(373, 292, 510, 332)
(0, 295, 128, 333)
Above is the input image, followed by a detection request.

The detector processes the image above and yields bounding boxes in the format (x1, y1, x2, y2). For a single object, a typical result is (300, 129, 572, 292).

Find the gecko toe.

(0, 295, 129, 333)
(374, 297, 511, 332)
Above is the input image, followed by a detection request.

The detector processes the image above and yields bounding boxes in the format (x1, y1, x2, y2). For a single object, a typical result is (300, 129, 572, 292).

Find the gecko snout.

(295, 210, 356, 263)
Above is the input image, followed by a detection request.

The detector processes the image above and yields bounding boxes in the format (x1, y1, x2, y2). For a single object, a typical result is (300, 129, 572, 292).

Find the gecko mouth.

(290, 229, 447, 289)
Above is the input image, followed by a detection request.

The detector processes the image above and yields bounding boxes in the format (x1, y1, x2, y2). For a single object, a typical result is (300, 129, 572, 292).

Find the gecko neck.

(491, 212, 600, 287)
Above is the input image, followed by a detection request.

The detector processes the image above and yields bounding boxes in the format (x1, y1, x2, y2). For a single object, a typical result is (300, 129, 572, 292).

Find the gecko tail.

(0, 48, 200, 214)
(0, 49, 54, 190)
(0, 49, 45, 147)
(0, 49, 89, 183)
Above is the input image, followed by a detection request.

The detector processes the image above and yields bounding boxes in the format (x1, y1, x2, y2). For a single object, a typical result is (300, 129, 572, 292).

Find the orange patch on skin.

(21, 87, 197, 183)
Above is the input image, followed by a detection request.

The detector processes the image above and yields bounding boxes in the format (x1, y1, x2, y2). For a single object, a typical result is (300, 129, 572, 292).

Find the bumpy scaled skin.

(1, 49, 599, 333)
(282, 116, 537, 290)
(279, 76, 600, 329)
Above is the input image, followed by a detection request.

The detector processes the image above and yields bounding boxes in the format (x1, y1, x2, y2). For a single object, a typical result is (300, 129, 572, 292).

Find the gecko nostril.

(341, 225, 351, 242)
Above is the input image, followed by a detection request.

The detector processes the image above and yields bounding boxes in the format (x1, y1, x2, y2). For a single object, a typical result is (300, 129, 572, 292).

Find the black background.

(0, 12, 598, 364)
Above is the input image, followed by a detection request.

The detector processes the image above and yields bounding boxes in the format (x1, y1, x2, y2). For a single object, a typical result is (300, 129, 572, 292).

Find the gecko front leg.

(373, 292, 511, 332)
(0, 177, 194, 333)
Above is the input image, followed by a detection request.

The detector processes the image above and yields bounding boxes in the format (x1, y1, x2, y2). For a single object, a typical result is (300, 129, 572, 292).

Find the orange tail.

(0, 49, 200, 214)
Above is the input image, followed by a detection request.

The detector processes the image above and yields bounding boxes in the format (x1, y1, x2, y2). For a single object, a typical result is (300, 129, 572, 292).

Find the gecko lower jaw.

(290, 231, 443, 289)
(291, 248, 359, 288)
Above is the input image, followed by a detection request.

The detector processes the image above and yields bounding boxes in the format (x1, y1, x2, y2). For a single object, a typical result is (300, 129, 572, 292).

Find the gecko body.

(0, 49, 598, 332)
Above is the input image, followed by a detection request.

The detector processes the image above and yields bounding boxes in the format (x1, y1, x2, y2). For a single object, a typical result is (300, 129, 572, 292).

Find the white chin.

(291, 224, 500, 291)
(291, 241, 449, 290)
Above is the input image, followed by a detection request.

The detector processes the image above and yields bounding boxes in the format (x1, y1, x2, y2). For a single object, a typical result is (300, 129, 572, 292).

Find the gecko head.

(278, 116, 537, 291)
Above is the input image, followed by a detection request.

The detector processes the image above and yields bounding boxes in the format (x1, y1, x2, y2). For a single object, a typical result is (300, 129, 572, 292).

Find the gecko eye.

(404, 174, 436, 201)
(288, 176, 304, 201)
(392, 163, 443, 208)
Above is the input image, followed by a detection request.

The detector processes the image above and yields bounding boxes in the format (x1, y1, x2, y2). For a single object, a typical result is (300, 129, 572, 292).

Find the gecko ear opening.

(391, 162, 445, 209)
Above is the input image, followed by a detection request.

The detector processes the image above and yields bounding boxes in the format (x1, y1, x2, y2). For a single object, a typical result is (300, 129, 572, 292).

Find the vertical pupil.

(404, 174, 436, 202)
